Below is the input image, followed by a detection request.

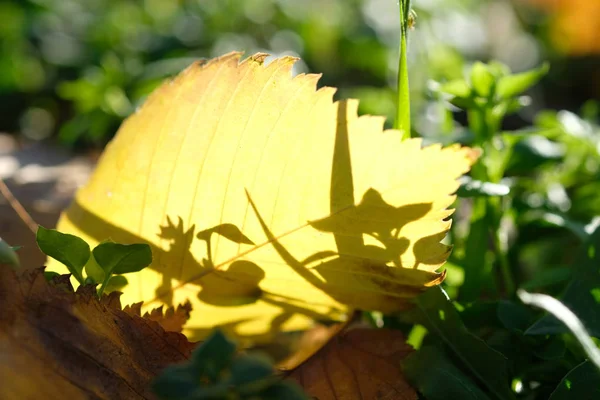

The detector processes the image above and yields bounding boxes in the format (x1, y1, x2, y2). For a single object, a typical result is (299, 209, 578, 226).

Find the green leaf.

(520, 266, 573, 291)
(152, 330, 308, 400)
(394, 0, 411, 139)
(261, 382, 309, 400)
(440, 79, 472, 98)
(496, 63, 549, 99)
(523, 211, 588, 241)
(449, 96, 477, 110)
(0, 238, 20, 269)
(230, 355, 273, 387)
(403, 345, 492, 400)
(519, 289, 600, 370)
(533, 337, 566, 361)
(92, 242, 152, 275)
(460, 197, 493, 301)
(470, 62, 496, 98)
(103, 275, 128, 293)
(43, 271, 61, 281)
(403, 287, 515, 400)
(36, 226, 90, 283)
(486, 61, 511, 79)
(84, 254, 105, 283)
(153, 330, 237, 399)
(497, 301, 535, 333)
(526, 226, 600, 337)
(457, 177, 510, 198)
(548, 361, 600, 400)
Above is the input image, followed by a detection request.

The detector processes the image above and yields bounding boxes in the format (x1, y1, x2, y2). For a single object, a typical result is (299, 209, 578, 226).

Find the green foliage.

(548, 361, 600, 400)
(399, 59, 600, 399)
(37, 226, 90, 283)
(403, 345, 492, 400)
(395, 0, 412, 139)
(402, 287, 514, 400)
(92, 242, 152, 296)
(36, 226, 151, 296)
(153, 330, 308, 400)
(527, 226, 600, 337)
(0, 238, 20, 269)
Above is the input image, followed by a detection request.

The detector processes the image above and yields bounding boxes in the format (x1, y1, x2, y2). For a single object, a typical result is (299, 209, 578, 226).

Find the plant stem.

(395, 0, 411, 140)
(97, 273, 111, 297)
(491, 199, 515, 296)
(468, 105, 515, 297)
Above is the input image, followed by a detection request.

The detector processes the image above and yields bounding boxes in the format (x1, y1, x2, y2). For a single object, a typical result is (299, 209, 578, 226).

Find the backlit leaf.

(92, 241, 152, 275)
(496, 63, 549, 100)
(49, 53, 476, 339)
(37, 226, 89, 283)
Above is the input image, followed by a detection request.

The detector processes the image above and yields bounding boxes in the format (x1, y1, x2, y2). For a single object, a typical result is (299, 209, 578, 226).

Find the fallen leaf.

(288, 328, 417, 400)
(276, 323, 347, 371)
(0, 264, 195, 400)
(49, 52, 476, 339)
(143, 302, 192, 333)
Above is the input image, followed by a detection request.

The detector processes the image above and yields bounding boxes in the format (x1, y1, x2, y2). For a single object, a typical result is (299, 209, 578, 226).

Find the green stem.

(97, 272, 112, 297)
(490, 198, 515, 296)
(73, 270, 85, 285)
(395, 0, 411, 140)
(467, 105, 515, 298)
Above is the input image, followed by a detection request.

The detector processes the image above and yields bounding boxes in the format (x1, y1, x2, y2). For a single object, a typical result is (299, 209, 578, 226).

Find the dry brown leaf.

(276, 322, 348, 371)
(143, 302, 193, 333)
(0, 264, 195, 400)
(288, 328, 418, 400)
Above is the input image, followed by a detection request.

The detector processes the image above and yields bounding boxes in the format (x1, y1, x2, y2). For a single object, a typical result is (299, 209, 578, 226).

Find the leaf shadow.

(62, 100, 450, 336)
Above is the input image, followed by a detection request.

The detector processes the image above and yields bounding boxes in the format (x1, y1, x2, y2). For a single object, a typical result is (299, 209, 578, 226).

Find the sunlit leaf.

(49, 53, 475, 339)
(496, 63, 549, 100)
(439, 79, 471, 98)
(470, 62, 495, 98)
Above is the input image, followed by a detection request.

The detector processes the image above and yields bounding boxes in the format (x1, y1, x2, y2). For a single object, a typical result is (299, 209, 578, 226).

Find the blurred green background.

(1, 0, 598, 147)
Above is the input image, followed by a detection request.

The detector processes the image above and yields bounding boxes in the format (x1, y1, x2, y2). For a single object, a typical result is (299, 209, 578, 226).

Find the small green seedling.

(36, 226, 152, 296)
(0, 238, 20, 269)
(153, 330, 308, 400)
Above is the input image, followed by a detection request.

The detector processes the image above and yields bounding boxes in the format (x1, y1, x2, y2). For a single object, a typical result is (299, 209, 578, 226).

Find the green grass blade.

(395, 0, 411, 139)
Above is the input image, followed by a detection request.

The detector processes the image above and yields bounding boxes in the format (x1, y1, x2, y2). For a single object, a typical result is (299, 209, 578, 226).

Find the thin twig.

(0, 177, 38, 234)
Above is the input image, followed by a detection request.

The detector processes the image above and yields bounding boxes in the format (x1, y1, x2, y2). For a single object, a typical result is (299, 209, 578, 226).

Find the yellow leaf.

(49, 52, 476, 340)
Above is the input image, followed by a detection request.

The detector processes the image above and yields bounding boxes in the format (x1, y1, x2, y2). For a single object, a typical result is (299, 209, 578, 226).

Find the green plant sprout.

(0, 238, 20, 269)
(36, 226, 152, 296)
(438, 61, 549, 299)
(152, 330, 308, 400)
(395, 0, 413, 140)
